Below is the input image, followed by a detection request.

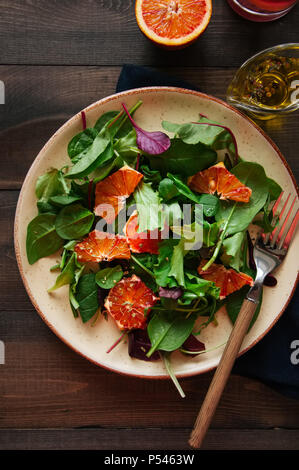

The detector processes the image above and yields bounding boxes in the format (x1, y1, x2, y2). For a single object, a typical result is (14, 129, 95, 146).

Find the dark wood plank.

(2, 306, 299, 429)
(0, 1, 298, 66)
(0, 65, 298, 189)
(0, 191, 32, 310)
(1, 428, 299, 450)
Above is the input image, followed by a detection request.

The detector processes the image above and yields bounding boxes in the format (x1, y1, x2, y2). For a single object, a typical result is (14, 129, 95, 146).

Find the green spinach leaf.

(95, 265, 123, 289)
(67, 128, 99, 163)
(76, 273, 99, 323)
(55, 203, 94, 240)
(147, 311, 196, 356)
(148, 139, 217, 177)
(49, 194, 82, 207)
(26, 213, 64, 265)
(94, 111, 119, 132)
(66, 123, 113, 179)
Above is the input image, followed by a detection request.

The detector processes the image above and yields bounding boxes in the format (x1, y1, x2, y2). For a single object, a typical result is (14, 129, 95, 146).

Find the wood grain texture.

(0, 1, 298, 66)
(1, 309, 299, 430)
(1, 428, 299, 450)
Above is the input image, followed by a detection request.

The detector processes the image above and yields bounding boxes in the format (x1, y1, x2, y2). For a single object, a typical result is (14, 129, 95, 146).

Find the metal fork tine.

(272, 191, 284, 216)
(275, 195, 296, 248)
(262, 191, 284, 244)
(269, 193, 291, 243)
(282, 209, 299, 250)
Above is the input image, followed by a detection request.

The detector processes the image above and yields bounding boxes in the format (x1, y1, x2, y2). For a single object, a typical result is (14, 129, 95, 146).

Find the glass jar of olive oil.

(226, 44, 299, 119)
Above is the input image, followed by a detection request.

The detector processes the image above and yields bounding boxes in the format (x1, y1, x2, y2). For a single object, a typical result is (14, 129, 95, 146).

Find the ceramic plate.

(14, 87, 299, 378)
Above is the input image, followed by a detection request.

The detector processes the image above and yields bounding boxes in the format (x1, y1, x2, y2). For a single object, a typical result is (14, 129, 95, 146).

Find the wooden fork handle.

(189, 298, 258, 449)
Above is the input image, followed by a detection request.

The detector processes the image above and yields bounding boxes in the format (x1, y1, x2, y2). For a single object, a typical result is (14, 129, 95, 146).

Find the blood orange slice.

(125, 211, 160, 254)
(94, 166, 143, 224)
(188, 162, 252, 203)
(135, 0, 212, 49)
(104, 275, 159, 330)
(74, 230, 131, 263)
(198, 260, 254, 299)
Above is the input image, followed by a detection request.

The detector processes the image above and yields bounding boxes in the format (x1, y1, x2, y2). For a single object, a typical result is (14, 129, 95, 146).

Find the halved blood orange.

(125, 211, 161, 254)
(135, 0, 212, 49)
(74, 230, 131, 263)
(104, 275, 159, 330)
(198, 260, 254, 299)
(94, 166, 143, 224)
(188, 162, 252, 203)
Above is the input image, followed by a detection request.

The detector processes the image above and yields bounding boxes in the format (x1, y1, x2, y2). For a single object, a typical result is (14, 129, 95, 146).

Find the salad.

(26, 100, 282, 396)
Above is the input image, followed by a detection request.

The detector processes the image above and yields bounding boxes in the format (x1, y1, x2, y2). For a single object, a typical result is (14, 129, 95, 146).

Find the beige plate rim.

(14, 86, 299, 379)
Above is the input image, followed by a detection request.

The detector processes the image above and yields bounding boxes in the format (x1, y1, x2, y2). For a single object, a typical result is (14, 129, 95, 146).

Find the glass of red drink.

(227, 0, 298, 21)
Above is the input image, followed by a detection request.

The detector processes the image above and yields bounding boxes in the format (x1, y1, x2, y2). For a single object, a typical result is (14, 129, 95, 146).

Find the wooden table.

(0, 0, 299, 451)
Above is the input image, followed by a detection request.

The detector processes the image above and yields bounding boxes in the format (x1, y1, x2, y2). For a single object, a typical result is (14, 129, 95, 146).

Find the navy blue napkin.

(116, 64, 299, 400)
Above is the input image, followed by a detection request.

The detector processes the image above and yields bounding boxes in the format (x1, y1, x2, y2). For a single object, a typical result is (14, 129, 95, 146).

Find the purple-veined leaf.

(158, 286, 183, 300)
(180, 334, 205, 357)
(122, 103, 170, 155)
(191, 121, 239, 165)
(128, 329, 160, 361)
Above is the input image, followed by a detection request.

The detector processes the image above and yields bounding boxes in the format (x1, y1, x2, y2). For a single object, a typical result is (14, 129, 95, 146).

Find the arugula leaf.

(163, 120, 226, 147)
(147, 311, 196, 356)
(35, 168, 69, 201)
(185, 272, 220, 299)
(113, 129, 139, 167)
(162, 201, 182, 227)
(162, 117, 238, 163)
(134, 182, 162, 232)
(148, 139, 217, 177)
(48, 252, 81, 292)
(35, 168, 69, 214)
(221, 231, 246, 271)
(26, 213, 64, 265)
(153, 239, 179, 288)
(95, 265, 123, 289)
(166, 173, 200, 204)
(76, 273, 99, 323)
(216, 162, 269, 236)
(203, 220, 221, 247)
(140, 165, 162, 186)
(55, 203, 94, 240)
(166, 173, 219, 217)
(168, 239, 186, 287)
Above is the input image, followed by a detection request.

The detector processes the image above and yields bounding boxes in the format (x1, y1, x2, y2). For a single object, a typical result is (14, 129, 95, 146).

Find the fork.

(189, 192, 299, 449)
